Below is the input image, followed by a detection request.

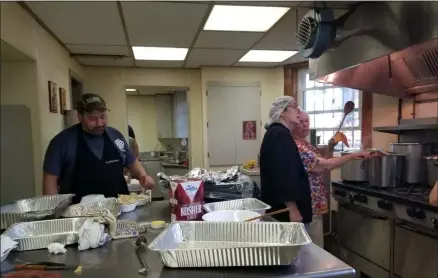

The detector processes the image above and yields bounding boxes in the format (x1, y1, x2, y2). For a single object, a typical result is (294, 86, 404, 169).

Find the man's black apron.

(70, 126, 128, 204)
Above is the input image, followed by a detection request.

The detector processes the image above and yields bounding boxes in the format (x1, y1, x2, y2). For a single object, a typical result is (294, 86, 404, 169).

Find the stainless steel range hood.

(308, 2, 438, 98)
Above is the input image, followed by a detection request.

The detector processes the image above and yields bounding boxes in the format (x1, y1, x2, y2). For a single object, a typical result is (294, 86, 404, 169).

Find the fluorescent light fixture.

(204, 5, 289, 32)
(239, 50, 299, 63)
(132, 46, 188, 61)
(125, 89, 136, 92)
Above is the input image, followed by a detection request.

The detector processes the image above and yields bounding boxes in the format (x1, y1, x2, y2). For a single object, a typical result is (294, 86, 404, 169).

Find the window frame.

(297, 68, 363, 151)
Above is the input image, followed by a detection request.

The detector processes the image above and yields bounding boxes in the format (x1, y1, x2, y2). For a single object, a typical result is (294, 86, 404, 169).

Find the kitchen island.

(2, 201, 355, 278)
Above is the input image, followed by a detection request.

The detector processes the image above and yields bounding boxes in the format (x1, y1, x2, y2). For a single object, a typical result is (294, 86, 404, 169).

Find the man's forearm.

(43, 173, 59, 195)
(127, 160, 148, 178)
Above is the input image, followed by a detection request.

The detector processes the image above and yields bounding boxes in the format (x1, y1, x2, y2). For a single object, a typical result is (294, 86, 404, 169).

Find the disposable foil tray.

(4, 218, 148, 251)
(148, 221, 312, 268)
(203, 198, 271, 215)
(62, 198, 120, 218)
(3, 217, 86, 251)
(0, 194, 75, 229)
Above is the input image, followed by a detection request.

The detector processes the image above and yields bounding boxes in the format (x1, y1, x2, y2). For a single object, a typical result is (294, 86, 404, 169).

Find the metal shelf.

(373, 124, 438, 134)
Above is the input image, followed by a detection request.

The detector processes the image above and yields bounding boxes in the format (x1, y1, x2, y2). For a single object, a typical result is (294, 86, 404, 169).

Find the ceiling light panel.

(126, 89, 136, 91)
(204, 5, 289, 32)
(239, 50, 298, 62)
(132, 46, 188, 61)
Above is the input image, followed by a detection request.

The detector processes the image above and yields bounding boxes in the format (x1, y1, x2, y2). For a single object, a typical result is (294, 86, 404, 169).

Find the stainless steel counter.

(1, 201, 355, 278)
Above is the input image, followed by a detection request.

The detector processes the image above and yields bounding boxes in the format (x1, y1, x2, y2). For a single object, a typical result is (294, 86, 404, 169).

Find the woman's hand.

(353, 151, 373, 159)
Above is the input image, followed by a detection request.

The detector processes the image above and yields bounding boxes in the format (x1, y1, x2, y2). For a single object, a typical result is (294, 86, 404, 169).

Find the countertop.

(2, 201, 355, 278)
(161, 163, 189, 169)
(332, 181, 438, 212)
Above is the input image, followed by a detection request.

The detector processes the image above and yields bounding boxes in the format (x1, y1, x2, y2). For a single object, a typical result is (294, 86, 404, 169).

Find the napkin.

(1, 235, 18, 261)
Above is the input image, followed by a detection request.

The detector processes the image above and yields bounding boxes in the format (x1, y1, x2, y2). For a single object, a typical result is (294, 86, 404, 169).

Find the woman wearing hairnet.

(259, 96, 312, 228)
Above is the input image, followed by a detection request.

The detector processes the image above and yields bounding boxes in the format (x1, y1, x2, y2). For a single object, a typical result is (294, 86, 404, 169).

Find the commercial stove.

(332, 181, 438, 278)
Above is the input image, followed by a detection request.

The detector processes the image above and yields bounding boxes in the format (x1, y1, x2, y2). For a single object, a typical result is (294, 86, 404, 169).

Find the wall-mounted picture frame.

(59, 87, 67, 115)
(48, 81, 58, 113)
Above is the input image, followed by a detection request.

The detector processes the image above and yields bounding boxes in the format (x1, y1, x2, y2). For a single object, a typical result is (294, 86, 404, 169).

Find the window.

(298, 69, 362, 151)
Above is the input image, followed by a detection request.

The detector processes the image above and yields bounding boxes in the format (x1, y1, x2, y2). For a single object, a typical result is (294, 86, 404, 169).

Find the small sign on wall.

(48, 81, 58, 113)
(243, 121, 257, 140)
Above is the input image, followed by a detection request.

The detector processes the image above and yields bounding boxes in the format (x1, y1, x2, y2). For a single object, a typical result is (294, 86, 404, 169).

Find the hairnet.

(264, 96, 295, 129)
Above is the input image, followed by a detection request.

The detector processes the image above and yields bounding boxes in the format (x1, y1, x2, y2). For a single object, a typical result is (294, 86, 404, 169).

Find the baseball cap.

(76, 93, 109, 114)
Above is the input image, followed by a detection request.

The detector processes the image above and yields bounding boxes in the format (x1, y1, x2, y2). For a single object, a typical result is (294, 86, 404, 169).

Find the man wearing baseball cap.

(43, 93, 154, 203)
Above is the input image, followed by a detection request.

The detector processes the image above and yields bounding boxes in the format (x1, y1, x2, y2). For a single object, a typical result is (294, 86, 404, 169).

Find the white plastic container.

(202, 210, 261, 222)
(120, 202, 137, 213)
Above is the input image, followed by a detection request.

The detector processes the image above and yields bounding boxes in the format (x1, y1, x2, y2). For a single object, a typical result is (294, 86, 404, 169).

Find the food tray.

(3, 218, 86, 251)
(148, 221, 311, 268)
(62, 198, 120, 218)
(203, 198, 271, 215)
(4, 218, 148, 251)
(0, 194, 75, 229)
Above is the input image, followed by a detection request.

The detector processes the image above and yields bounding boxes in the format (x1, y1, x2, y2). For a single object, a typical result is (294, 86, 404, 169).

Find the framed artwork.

(243, 120, 257, 140)
(48, 81, 58, 113)
(59, 87, 67, 115)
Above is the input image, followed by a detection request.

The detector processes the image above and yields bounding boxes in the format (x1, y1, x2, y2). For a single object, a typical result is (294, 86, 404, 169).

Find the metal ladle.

(135, 236, 148, 276)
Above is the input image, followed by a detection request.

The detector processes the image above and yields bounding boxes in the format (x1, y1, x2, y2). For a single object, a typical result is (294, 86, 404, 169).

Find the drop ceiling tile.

(26, 2, 126, 45)
(298, 1, 357, 9)
(213, 1, 300, 7)
(122, 2, 209, 48)
(67, 45, 130, 56)
(77, 57, 134, 67)
(253, 9, 300, 50)
(194, 31, 264, 49)
(135, 61, 184, 68)
(185, 48, 247, 68)
(235, 62, 282, 67)
(281, 52, 308, 64)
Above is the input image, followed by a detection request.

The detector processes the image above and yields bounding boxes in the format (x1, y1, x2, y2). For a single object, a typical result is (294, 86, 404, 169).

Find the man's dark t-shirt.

(260, 123, 312, 223)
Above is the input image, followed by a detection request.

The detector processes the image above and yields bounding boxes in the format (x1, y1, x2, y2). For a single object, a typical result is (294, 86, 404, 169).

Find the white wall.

(126, 95, 161, 152)
(1, 2, 84, 194)
(84, 67, 284, 169)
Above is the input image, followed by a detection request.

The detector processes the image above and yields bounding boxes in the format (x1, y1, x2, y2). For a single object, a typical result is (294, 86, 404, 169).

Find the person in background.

(292, 112, 372, 247)
(128, 125, 139, 158)
(260, 96, 313, 228)
(43, 93, 154, 203)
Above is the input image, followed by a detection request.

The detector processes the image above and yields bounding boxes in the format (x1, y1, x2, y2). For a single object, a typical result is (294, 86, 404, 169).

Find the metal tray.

(3, 217, 86, 251)
(4, 218, 148, 251)
(0, 194, 75, 229)
(203, 198, 271, 215)
(148, 221, 311, 268)
(62, 198, 120, 218)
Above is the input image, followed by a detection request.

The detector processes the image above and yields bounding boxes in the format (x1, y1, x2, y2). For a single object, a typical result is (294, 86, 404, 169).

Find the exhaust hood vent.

(306, 2, 438, 97)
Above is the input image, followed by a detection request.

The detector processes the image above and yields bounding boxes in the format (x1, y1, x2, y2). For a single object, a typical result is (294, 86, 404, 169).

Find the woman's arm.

(310, 151, 369, 172)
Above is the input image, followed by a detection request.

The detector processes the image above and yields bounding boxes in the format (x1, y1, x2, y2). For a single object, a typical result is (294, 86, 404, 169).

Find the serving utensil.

(245, 208, 290, 222)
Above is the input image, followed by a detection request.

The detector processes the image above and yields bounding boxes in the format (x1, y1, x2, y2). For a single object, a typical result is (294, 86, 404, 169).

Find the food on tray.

(333, 131, 349, 147)
(129, 192, 148, 200)
(118, 194, 137, 205)
(151, 220, 167, 229)
(243, 160, 257, 169)
(169, 180, 204, 221)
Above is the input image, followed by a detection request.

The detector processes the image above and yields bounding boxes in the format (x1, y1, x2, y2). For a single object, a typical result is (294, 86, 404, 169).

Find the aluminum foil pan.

(0, 194, 75, 229)
(158, 166, 240, 184)
(62, 198, 120, 218)
(4, 218, 148, 251)
(4, 217, 86, 251)
(148, 221, 311, 268)
(203, 198, 271, 215)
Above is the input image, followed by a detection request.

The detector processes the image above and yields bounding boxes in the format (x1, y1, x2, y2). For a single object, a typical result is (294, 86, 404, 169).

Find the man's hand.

(139, 174, 155, 190)
(289, 209, 303, 222)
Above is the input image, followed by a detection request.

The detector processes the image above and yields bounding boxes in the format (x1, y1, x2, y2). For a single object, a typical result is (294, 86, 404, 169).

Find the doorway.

(69, 69, 83, 109)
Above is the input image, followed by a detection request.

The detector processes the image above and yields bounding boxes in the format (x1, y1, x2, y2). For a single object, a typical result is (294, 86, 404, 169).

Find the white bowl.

(120, 202, 137, 213)
(202, 210, 261, 222)
(136, 197, 149, 207)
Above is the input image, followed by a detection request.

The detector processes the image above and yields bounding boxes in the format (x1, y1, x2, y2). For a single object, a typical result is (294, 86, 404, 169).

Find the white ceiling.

(25, 1, 353, 68)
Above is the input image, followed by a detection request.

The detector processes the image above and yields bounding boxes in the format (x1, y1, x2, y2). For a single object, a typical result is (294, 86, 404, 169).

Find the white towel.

(77, 209, 116, 251)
